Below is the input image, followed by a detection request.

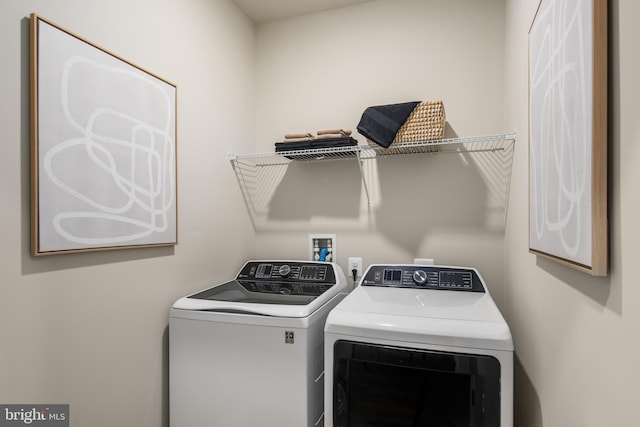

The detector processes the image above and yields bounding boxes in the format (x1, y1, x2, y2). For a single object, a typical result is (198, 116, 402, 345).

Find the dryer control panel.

(361, 265, 485, 293)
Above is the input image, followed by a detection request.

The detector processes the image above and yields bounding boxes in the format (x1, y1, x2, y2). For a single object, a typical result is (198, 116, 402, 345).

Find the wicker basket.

(393, 100, 445, 143)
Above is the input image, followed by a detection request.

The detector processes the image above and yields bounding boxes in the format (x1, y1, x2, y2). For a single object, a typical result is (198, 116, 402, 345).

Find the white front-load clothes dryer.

(170, 260, 347, 427)
(324, 264, 513, 427)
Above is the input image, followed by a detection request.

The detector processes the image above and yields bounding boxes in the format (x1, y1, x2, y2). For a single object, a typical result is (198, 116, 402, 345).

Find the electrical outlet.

(348, 257, 363, 283)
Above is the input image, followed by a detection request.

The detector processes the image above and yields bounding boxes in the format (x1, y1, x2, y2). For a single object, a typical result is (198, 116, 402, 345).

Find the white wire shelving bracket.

(228, 132, 516, 224)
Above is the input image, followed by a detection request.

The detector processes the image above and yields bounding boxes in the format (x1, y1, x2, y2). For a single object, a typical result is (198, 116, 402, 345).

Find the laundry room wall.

(252, 0, 510, 303)
(503, 0, 640, 425)
(0, 1, 255, 426)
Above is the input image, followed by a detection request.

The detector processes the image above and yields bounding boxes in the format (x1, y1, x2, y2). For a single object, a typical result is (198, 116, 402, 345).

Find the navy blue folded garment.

(310, 137, 358, 149)
(275, 137, 358, 152)
(275, 140, 314, 151)
(275, 137, 358, 159)
(357, 101, 420, 148)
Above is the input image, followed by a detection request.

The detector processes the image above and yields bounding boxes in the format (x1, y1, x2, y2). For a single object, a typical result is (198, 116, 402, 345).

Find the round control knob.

(278, 264, 291, 277)
(412, 270, 428, 285)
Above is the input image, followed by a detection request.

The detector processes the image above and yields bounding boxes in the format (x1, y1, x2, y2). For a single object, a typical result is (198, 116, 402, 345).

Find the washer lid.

(172, 260, 347, 318)
(325, 285, 513, 351)
(172, 288, 336, 318)
(188, 280, 332, 305)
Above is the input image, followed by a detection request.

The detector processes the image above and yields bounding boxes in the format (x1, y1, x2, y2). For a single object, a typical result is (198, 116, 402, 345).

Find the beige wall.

(3, 0, 639, 426)
(504, 0, 640, 425)
(256, 0, 640, 425)
(253, 0, 510, 301)
(0, 1, 255, 426)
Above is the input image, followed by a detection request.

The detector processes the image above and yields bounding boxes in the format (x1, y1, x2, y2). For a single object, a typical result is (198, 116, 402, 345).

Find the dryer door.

(333, 341, 501, 427)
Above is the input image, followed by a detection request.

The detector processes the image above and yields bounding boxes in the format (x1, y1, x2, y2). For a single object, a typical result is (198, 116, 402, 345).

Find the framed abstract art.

(528, 0, 607, 275)
(30, 14, 177, 255)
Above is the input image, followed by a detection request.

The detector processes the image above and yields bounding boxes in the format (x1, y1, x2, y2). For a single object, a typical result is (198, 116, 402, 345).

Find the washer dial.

(278, 264, 291, 277)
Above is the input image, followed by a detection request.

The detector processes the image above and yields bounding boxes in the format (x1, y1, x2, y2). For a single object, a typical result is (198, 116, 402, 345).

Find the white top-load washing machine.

(170, 260, 347, 427)
(324, 264, 513, 427)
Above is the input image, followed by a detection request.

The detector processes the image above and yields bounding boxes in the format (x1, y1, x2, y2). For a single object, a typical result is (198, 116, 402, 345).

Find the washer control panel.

(236, 261, 335, 284)
(361, 265, 485, 293)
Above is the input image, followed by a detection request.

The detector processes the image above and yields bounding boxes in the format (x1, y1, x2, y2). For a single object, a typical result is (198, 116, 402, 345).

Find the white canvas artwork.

(32, 16, 177, 254)
(529, 0, 593, 267)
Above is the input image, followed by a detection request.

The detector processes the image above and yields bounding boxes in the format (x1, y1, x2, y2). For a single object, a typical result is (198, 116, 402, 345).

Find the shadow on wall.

(514, 355, 543, 427)
(536, 256, 614, 312)
(374, 152, 487, 254)
(162, 326, 169, 427)
(268, 159, 362, 220)
(263, 146, 490, 253)
(261, 122, 514, 250)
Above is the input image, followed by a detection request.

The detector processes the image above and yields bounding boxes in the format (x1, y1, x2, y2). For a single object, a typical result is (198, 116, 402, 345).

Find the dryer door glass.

(333, 341, 501, 427)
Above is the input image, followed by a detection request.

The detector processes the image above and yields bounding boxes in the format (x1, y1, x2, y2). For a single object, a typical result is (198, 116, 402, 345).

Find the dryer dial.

(412, 269, 428, 285)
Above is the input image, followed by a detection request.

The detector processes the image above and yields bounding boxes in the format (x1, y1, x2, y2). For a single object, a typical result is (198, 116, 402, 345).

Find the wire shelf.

(228, 132, 515, 166)
(228, 132, 516, 227)
(369, 132, 517, 156)
(228, 144, 373, 166)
